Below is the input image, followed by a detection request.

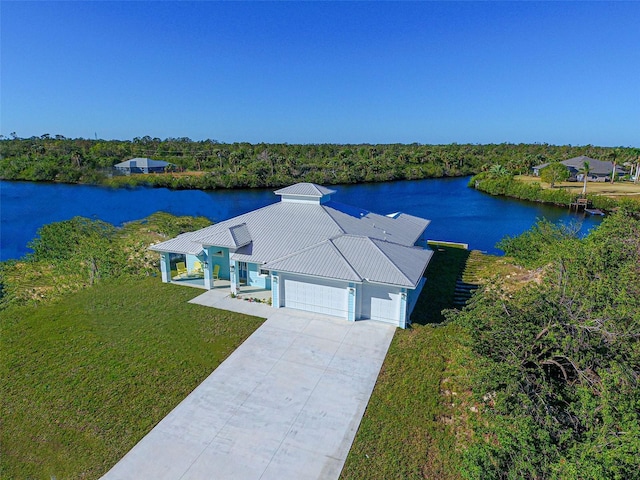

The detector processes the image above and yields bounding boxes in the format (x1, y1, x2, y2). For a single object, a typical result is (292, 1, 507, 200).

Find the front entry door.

(238, 262, 248, 284)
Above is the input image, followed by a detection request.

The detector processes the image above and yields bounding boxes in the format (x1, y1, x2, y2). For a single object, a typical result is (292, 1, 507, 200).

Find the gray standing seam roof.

(115, 158, 171, 169)
(264, 235, 433, 288)
(148, 233, 204, 255)
(149, 182, 433, 288)
(274, 183, 336, 197)
(196, 223, 252, 249)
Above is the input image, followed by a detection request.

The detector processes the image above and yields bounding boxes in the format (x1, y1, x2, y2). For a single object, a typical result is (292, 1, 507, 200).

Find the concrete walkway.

(101, 291, 396, 480)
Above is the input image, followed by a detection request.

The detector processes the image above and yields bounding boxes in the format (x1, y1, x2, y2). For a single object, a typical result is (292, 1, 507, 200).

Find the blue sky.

(2, 1, 639, 146)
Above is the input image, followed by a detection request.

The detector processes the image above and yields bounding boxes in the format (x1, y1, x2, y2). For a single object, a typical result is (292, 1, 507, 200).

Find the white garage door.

(362, 284, 402, 325)
(283, 276, 348, 318)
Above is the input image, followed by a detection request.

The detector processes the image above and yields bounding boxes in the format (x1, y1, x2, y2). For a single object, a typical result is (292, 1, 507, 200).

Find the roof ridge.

(366, 237, 414, 285)
(265, 236, 361, 281)
(274, 182, 336, 197)
(326, 237, 363, 281)
(339, 232, 416, 249)
(320, 205, 346, 235)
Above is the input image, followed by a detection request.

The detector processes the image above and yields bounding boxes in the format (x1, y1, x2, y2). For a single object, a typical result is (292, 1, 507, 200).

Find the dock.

(569, 197, 590, 212)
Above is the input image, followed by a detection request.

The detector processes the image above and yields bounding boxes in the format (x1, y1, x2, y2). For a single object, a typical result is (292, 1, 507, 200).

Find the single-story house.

(532, 155, 624, 182)
(149, 182, 434, 328)
(114, 158, 172, 175)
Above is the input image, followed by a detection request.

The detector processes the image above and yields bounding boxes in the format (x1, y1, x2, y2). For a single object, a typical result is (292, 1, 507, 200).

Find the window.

(259, 269, 269, 277)
(211, 250, 224, 257)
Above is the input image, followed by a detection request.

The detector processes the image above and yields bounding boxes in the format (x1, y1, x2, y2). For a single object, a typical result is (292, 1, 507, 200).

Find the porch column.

(203, 261, 213, 290)
(230, 261, 238, 295)
(160, 253, 171, 283)
(201, 248, 212, 290)
(272, 272, 280, 308)
(399, 289, 408, 329)
(347, 283, 356, 322)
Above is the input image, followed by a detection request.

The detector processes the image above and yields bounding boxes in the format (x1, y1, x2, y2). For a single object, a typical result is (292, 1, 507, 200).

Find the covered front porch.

(156, 248, 270, 299)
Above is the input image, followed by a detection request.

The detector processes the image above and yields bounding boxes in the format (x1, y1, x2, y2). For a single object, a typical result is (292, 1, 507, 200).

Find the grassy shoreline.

(471, 173, 640, 214)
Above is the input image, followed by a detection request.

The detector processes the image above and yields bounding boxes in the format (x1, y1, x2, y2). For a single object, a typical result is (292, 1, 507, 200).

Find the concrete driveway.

(101, 302, 396, 480)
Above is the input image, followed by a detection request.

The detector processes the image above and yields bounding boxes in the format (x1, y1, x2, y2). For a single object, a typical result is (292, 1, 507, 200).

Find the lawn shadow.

(410, 245, 471, 326)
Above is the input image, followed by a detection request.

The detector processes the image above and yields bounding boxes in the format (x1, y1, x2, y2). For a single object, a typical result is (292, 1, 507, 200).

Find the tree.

(540, 162, 570, 187)
(578, 160, 591, 195)
(27, 217, 119, 285)
(488, 164, 510, 177)
(608, 147, 622, 184)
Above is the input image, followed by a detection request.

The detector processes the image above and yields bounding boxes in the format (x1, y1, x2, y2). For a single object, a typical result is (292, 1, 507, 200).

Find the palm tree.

(489, 164, 509, 177)
(608, 148, 621, 184)
(579, 160, 591, 195)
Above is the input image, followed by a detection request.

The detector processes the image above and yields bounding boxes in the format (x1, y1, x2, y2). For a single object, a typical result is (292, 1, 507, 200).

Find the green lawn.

(340, 246, 476, 480)
(0, 277, 264, 479)
(1, 246, 480, 479)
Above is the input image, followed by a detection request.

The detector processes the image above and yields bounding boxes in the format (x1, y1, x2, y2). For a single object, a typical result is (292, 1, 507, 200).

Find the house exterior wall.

(247, 263, 271, 289)
(207, 247, 230, 279)
(185, 254, 201, 273)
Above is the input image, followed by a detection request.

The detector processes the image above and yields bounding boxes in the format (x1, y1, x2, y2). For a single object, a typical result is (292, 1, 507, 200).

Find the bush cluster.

(451, 212, 640, 478)
(0, 212, 211, 307)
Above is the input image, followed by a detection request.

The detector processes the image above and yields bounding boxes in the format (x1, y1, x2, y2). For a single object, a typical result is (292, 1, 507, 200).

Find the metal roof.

(115, 158, 171, 168)
(263, 240, 362, 282)
(333, 235, 432, 287)
(150, 182, 433, 288)
(533, 156, 624, 175)
(197, 223, 252, 248)
(264, 235, 433, 288)
(149, 233, 204, 255)
(274, 183, 336, 197)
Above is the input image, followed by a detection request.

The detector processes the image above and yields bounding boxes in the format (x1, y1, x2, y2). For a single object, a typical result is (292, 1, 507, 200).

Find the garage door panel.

(283, 276, 348, 319)
(362, 285, 401, 325)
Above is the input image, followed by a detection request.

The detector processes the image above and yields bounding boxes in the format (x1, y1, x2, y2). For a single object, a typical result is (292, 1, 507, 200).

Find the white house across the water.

(150, 183, 434, 328)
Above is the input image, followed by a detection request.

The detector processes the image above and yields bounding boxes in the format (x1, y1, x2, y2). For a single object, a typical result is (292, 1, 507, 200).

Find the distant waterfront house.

(532, 156, 624, 182)
(149, 182, 434, 329)
(114, 158, 172, 175)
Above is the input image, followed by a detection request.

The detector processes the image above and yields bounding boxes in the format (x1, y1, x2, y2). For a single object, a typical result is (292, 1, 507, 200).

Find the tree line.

(1, 135, 636, 189)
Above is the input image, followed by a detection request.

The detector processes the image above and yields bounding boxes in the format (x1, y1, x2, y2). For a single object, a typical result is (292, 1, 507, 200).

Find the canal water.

(0, 177, 602, 261)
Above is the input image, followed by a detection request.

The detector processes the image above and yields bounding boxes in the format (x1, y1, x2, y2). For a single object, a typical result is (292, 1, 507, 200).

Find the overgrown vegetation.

(451, 212, 640, 478)
(471, 171, 640, 213)
(0, 212, 211, 307)
(1, 135, 636, 189)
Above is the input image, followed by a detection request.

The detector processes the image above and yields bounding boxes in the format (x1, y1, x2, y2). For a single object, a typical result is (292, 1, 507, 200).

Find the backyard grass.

(0, 276, 264, 479)
(341, 246, 478, 480)
(515, 174, 640, 198)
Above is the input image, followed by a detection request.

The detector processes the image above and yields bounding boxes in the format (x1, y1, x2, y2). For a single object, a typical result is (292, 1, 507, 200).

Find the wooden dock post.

(569, 197, 589, 212)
